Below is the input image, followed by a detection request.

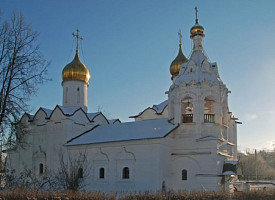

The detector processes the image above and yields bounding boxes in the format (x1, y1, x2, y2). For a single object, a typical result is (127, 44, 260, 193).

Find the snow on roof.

(130, 100, 168, 118)
(86, 112, 101, 121)
(40, 107, 53, 118)
(108, 119, 121, 124)
(224, 160, 238, 165)
(174, 50, 223, 86)
(57, 105, 79, 115)
(222, 171, 235, 175)
(29, 105, 107, 123)
(196, 136, 218, 141)
(218, 151, 232, 157)
(152, 100, 168, 114)
(66, 118, 178, 146)
(25, 113, 34, 120)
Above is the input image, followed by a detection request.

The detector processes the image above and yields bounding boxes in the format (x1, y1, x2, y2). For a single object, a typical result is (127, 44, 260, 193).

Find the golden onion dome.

(62, 51, 90, 85)
(170, 44, 188, 76)
(190, 17, 205, 38)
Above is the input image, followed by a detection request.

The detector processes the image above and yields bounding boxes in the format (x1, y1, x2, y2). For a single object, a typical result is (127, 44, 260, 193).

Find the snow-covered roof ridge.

(86, 112, 101, 121)
(108, 119, 121, 124)
(26, 113, 34, 120)
(66, 118, 178, 146)
(27, 105, 109, 123)
(174, 50, 223, 86)
(29, 107, 54, 121)
(19, 112, 35, 122)
(57, 105, 80, 115)
(130, 100, 168, 118)
(152, 100, 168, 114)
(40, 107, 53, 118)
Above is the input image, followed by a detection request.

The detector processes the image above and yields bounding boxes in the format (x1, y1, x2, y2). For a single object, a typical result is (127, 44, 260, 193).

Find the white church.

(6, 11, 239, 192)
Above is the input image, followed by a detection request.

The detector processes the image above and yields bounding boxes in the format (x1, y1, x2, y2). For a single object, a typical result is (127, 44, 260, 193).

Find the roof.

(108, 119, 121, 124)
(86, 112, 101, 121)
(66, 118, 178, 146)
(152, 100, 168, 114)
(40, 107, 53, 118)
(27, 105, 110, 123)
(173, 50, 223, 87)
(130, 100, 168, 118)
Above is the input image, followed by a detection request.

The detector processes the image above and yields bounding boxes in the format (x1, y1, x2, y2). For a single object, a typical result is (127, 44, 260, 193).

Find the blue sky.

(1, 0, 275, 151)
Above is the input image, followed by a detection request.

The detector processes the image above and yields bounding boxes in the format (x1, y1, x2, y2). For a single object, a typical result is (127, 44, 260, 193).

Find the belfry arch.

(181, 97, 194, 123)
(203, 96, 216, 123)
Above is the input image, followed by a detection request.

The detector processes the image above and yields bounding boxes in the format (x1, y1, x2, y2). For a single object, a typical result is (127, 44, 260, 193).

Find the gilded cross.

(178, 29, 182, 45)
(72, 29, 83, 52)
(195, 7, 198, 23)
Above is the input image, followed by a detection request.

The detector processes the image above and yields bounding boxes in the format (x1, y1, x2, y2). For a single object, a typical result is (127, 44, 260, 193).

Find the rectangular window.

(99, 168, 105, 179)
(182, 169, 187, 180)
(78, 168, 83, 178)
(39, 163, 43, 174)
(122, 167, 130, 179)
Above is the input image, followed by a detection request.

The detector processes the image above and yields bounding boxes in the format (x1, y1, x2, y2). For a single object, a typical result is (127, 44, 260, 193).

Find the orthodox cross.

(72, 29, 83, 52)
(195, 7, 198, 23)
(178, 29, 182, 45)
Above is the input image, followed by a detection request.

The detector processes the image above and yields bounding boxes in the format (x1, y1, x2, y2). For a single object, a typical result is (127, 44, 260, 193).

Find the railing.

(204, 114, 215, 123)
(182, 114, 193, 123)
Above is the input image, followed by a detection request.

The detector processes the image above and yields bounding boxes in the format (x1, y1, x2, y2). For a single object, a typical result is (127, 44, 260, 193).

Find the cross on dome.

(190, 7, 205, 38)
(195, 7, 198, 24)
(72, 29, 83, 53)
(178, 29, 182, 45)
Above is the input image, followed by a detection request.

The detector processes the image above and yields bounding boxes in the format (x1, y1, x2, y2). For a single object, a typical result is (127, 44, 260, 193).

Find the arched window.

(182, 169, 187, 180)
(182, 97, 193, 123)
(122, 167, 130, 179)
(39, 163, 43, 174)
(99, 168, 105, 179)
(78, 168, 83, 178)
(204, 97, 215, 123)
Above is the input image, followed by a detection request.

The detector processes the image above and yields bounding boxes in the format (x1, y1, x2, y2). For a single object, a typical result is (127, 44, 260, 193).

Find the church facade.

(6, 13, 239, 192)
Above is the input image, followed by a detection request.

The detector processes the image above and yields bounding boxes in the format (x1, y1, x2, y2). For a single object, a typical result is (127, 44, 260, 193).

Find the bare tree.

(0, 12, 49, 148)
(55, 151, 90, 191)
(237, 150, 275, 180)
(4, 168, 56, 192)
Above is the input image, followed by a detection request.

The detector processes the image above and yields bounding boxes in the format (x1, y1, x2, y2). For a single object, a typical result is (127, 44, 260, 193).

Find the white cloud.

(250, 114, 258, 120)
(244, 113, 258, 121)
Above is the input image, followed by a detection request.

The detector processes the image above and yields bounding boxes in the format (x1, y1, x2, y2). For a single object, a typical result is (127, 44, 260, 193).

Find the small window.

(122, 167, 129, 179)
(77, 87, 80, 103)
(78, 168, 83, 178)
(39, 163, 43, 174)
(182, 169, 187, 180)
(99, 168, 105, 179)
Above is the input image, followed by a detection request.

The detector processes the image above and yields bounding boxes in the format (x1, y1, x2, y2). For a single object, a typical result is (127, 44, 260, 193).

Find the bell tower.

(62, 29, 90, 112)
(168, 7, 236, 147)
